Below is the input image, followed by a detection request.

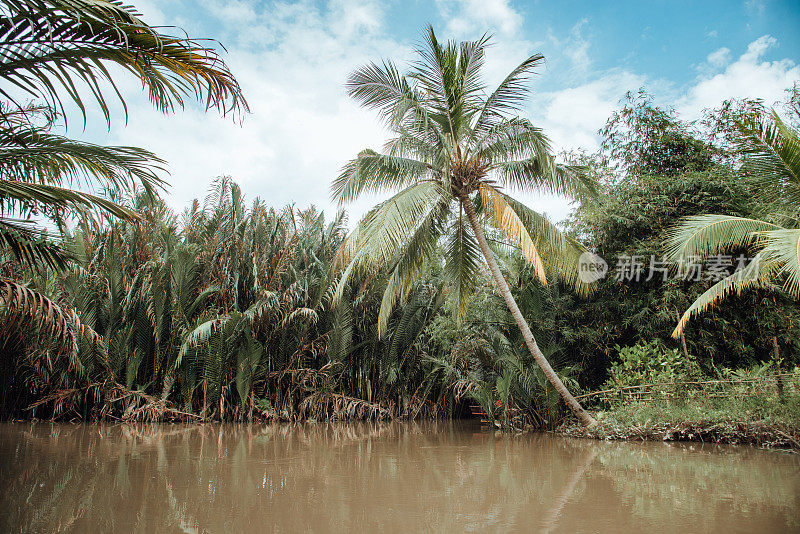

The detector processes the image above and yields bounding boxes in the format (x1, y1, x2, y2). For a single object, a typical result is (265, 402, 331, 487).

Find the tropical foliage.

(1, 177, 587, 427)
(667, 96, 800, 336)
(0, 0, 246, 405)
(544, 91, 800, 389)
(604, 340, 699, 389)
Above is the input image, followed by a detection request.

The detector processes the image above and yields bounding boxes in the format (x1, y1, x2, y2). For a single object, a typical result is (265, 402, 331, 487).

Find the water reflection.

(0, 422, 798, 533)
(540, 447, 598, 533)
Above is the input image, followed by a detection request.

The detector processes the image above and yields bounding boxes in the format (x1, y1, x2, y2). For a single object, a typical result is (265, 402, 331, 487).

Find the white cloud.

(743, 34, 777, 60)
(517, 34, 798, 221)
(128, 0, 166, 24)
(677, 34, 799, 118)
(100, 0, 408, 222)
(532, 34, 798, 158)
(329, 0, 383, 37)
(436, 0, 522, 37)
(536, 71, 646, 154)
(745, 0, 766, 16)
(200, 0, 257, 25)
(552, 18, 592, 76)
(706, 47, 731, 69)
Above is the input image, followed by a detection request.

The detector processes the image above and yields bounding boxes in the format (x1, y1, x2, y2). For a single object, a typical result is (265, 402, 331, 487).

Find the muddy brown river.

(0, 421, 798, 533)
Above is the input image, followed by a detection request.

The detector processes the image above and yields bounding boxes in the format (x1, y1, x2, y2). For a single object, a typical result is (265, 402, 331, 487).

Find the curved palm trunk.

(460, 196, 596, 426)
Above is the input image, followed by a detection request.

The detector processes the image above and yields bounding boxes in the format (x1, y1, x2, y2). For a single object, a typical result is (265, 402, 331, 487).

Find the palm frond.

(345, 59, 416, 125)
(479, 183, 546, 284)
(0, 179, 139, 220)
(469, 53, 545, 143)
(0, 0, 247, 123)
(0, 217, 68, 268)
(277, 306, 317, 329)
(494, 155, 594, 199)
(0, 123, 165, 194)
(760, 228, 800, 298)
(342, 181, 446, 268)
(672, 252, 776, 337)
(665, 214, 780, 262)
(376, 197, 449, 336)
(0, 278, 102, 369)
(734, 108, 800, 205)
(497, 194, 595, 295)
(411, 25, 462, 142)
(383, 127, 441, 166)
(444, 211, 481, 320)
(174, 316, 225, 372)
(327, 298, 352, 362)
(332, 149, 431, 205)
(475, 117, 548, 161)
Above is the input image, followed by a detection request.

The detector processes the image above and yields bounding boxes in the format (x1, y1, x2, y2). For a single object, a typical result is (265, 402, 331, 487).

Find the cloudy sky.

(82, 0, 800, 222)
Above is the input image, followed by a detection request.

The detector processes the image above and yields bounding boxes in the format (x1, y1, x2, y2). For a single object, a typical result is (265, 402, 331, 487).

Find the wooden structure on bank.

(469, 403, 491, 425)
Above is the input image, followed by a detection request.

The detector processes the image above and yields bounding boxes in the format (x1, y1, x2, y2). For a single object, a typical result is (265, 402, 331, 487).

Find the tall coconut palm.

(1, 0, 246, 360)
(666, 102, 800, 338)
(332, 27, 597, 426)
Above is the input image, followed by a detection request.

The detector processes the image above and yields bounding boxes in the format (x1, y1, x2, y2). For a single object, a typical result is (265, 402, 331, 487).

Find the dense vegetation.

(1, 2, 798, 438)
(0, 175, 590, 426)
(3, 93, 798, 431)
(544, 92, 800, 387)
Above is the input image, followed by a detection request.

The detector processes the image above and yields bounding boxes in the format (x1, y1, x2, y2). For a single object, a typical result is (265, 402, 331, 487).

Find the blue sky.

(92, 0, 800, 221)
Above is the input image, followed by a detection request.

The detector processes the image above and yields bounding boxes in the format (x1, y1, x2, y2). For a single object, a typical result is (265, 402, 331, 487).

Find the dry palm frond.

(300, 391, 393, 421)
(452, 378, 480, 400)
(27, 380, 199, 421)
(0, 278, 102, 371)
(479, 183, 546, 283)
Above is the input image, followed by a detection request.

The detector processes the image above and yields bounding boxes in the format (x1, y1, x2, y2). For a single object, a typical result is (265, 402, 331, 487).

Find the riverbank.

(557, 400, 800, 451)
(10, 375, 800, 453)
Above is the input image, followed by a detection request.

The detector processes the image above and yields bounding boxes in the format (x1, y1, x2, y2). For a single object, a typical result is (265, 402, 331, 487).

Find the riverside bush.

(604, 340, 700, 388)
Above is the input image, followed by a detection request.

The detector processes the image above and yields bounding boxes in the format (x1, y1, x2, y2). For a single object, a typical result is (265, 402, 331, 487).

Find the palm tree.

(666, 101, 800, 338)
(332, 27, 597, 426)
(1, 1, 246, 358)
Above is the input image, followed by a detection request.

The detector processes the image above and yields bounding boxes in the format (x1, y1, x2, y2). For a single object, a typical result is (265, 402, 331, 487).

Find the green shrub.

(605, 340, 699, 388)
